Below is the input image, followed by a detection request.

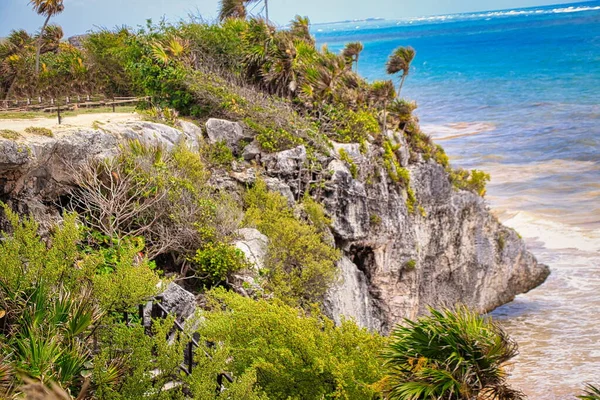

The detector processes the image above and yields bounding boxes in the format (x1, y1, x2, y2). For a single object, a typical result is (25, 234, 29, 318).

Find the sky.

(0, 0, 589, 37)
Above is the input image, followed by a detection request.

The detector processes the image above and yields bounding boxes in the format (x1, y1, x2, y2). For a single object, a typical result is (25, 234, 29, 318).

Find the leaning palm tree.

(29, 0, 65, 75)
(380, 306, 525, 400)
(342, 42, 363, 73)
(386, 46, 415, 97)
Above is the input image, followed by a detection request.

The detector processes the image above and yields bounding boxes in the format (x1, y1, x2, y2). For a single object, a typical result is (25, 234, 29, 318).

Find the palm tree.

(219, 0, 269, 22)
(29, 0, 65, 75)
(290, 15, 315, 46)
(380, 306, 525, 400)
(386, 46, 415, 97)
(40, 24, 64, 54)
(369, 80, 395, 133)
(342, 42, 363, 73)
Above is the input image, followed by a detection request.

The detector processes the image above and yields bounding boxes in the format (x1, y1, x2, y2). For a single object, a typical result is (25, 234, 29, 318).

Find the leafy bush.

(244, 118, 304, 153)
(243, 179, 340, 306)
(321, 104, 380, 143)
(199, 289, 385, 400)
(71, 141, 242, 270)
(202, 139, 235, 168)
(191, 242, 248, 286)
(338, 148, 358, 179)
(380, 306, 523, 400)
(450, 168, 491, 197)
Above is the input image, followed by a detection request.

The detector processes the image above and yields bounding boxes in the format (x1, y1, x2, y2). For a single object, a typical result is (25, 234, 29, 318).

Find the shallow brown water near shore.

(426, 122, 600, 398)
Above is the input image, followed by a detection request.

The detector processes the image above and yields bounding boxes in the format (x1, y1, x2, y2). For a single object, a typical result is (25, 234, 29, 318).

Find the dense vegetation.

(0, 1, 508, 398)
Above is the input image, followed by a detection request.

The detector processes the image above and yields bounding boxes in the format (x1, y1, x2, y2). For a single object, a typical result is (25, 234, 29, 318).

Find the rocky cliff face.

(0, 119, 549, 333)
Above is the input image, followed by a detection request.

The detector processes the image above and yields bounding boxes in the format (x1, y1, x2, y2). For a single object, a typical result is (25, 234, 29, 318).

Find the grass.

(24, 127, 53, 137)
(0, 129, 20, 140)
(0, 106, 137, 120)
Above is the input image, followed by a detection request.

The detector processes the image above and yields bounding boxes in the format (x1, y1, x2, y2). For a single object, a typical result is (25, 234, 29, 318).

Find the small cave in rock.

(349, 245, 375, 283)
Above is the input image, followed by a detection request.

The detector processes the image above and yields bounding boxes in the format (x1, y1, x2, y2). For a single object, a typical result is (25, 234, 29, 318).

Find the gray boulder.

(205, 118, 252, 152)
(234, 228, 269, 271)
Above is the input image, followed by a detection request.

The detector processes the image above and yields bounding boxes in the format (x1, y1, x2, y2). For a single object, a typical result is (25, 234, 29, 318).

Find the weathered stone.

(261, 145, 307, 176)
(143, 282, 197, 326)
(324, 256, 383, 330)
(242, 140, 261, 161)
(205, 118, 251, 152)
(385, 130, 410, 167)
(234, 228, 269, 271)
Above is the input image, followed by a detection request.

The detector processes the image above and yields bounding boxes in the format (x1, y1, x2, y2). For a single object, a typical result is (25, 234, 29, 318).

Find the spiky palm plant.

(29, 0, 65, 75)
(369, 80, 396, 133)
(381, 306, 524, 400)
(219, 0, 268, 22)
(386, 46, 415, 97)
(579, 384, 600, 400)
(262, 32, 299, 97)
(342, 41, 364, 73)
(40, 24, 63, 54)
(290, 15, 315, 46)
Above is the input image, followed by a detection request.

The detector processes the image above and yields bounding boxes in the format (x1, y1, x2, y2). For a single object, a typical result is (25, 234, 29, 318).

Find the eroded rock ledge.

(0, 119, 549, 333)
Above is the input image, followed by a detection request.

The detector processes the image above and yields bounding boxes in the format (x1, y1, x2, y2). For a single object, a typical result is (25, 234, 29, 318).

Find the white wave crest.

(502, 211, 600, 253)
(405, 5, 600, 24)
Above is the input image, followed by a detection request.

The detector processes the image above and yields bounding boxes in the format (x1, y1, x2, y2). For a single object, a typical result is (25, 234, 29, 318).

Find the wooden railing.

(0, 96, 149, 113)
(125, 295, 234, 393)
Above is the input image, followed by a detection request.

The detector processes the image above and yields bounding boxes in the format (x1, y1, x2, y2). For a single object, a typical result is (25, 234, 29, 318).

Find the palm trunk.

(397, 74, 406, 98)
(382, 100, 387, 135)
(35, 14, 52, 76)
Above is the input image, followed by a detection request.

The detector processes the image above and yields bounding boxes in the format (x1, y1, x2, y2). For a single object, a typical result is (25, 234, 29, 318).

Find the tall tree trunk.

(35, 14, 52, 76)
(398, 74, 406, 98)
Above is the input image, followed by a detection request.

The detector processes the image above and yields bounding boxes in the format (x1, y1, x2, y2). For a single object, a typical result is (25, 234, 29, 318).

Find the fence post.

(139, 304, 145, 327)
(187, 341, 194, 374)
(57, 100, 62, 125)
(112, 96, 116, 112)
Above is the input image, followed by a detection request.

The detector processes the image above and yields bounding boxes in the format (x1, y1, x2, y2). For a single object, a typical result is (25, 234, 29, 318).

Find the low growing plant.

(24, 126, 53, 137)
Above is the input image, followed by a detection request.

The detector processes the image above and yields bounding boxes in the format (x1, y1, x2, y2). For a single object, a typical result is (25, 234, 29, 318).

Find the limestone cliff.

(0, 118, 549, 333)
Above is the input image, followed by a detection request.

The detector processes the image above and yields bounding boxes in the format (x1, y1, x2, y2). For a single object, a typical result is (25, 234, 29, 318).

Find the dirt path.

(0, 112, 141, 134)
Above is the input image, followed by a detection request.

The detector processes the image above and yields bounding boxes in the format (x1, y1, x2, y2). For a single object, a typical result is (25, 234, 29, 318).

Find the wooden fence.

(0, 95, 149, 113)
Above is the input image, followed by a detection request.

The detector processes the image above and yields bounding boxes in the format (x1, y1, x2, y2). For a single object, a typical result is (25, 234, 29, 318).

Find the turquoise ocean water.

(315, 2, 600, 397)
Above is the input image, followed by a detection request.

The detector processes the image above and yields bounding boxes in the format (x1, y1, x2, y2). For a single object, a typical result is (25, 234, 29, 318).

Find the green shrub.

(382, 139, 409, 186)
(404, 259, 416, 270)
(244, 118, 303, 153)
(24, 126, 53, 137)
(199, 289, 386, 400)
(191, 242, 248, 286)
(203, 139, 235, 168)
(450, 168, 491, 197)
(338, 148, 358, 178)
(302, 195, 332, 238)
(243, 179, 340, 306)
(380, 306, 523, 400)
(0, 129, 20, 140)
(140, 105, 180, 127)
(321, 104, 380, 144)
